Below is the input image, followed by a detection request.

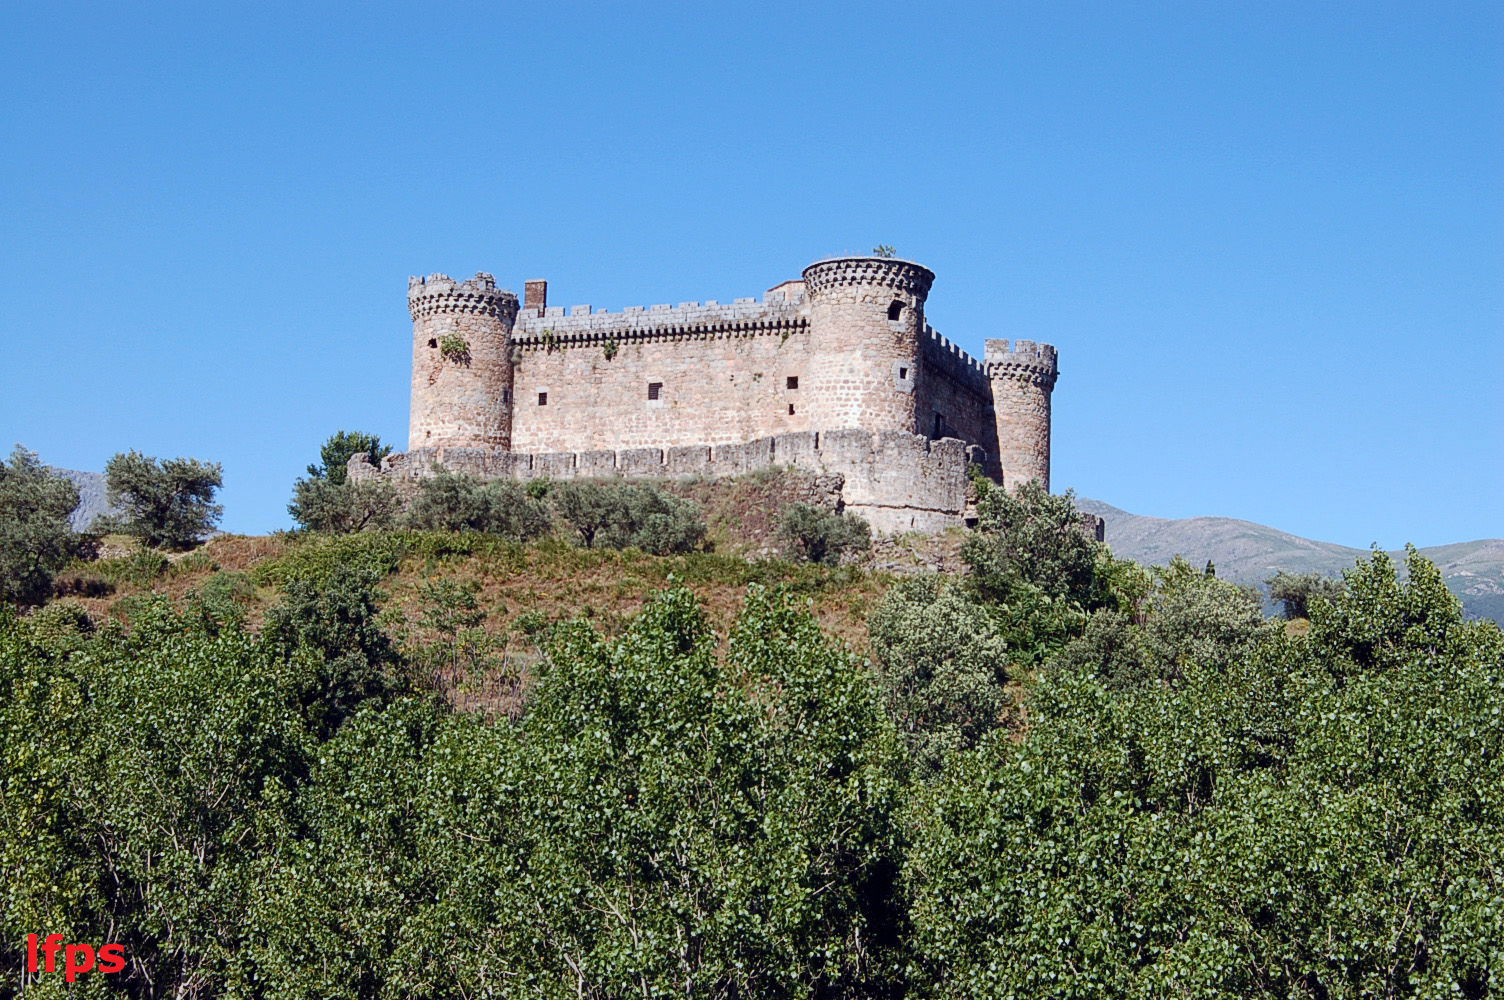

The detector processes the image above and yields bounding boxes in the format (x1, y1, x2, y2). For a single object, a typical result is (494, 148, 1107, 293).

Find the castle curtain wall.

(509, 328, 813, 453)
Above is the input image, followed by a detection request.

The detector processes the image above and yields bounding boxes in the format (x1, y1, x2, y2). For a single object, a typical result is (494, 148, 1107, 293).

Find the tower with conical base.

(408, 272, 518, 451)
(984, 338, 1057, 490)
(800, 256, 936, 433)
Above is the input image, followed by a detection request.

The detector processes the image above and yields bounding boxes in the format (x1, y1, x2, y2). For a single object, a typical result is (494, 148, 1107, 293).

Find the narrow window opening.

(502, 389, 511, 404)
(887, 300, 904, 321)
(932, 412, 945, 439)
(427, 338, 437, 348)
(786, 375, 799, 390)
(788, 403, 796, 415)
(898, 366, 908, 381)
(538, 391, 548, 406)
(647, 381, 662, 401)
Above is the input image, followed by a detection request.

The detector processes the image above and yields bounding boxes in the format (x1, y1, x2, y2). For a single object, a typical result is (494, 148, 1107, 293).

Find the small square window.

(898, 366, 908, 380)
(648, 381, 662, 401)
(538, 392, 548, 406)
(786, 376, 799, 390)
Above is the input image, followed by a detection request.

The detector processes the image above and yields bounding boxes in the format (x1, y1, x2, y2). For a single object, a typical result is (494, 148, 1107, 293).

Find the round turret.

(800, 256, 936, 433)
(984, 338, 1058, 491)
(408, 272, 518, 450)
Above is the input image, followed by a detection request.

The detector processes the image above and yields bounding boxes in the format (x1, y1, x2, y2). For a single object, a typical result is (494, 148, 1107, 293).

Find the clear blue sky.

(3, 1, 1499, 548)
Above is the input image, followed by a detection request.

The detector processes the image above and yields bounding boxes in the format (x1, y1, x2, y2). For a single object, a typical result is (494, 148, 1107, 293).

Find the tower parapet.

(801, 256, 936, 434)
(408, 273, 519, 451)
(985, 338, 1057, 490)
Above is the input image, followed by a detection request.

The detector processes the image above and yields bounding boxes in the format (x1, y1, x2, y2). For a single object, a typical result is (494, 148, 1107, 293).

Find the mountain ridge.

(1076, 496, 1504, 624)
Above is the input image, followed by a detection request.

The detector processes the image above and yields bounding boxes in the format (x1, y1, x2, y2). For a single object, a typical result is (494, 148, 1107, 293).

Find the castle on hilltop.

(366, 256, 1060, 533)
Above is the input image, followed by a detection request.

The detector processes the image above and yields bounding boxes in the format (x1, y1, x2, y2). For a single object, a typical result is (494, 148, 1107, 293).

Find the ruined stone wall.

(378, 428, 981, 534)
(509, 293, 813, 452)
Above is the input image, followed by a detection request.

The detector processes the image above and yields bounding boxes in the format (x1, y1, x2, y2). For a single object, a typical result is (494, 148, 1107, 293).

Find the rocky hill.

(51, 467, 112, 531)
(1077, 497, 1504, 625)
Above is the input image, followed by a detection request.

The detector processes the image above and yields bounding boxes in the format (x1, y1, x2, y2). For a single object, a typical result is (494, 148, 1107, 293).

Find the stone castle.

(368, 255, 1059, 534)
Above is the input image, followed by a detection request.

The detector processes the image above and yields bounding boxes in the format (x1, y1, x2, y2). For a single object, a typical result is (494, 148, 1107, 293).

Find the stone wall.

(374, 428, 982, 534)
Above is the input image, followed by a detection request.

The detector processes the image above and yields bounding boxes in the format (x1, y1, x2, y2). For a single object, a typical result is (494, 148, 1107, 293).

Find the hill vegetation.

(3, 451, 1502, 997)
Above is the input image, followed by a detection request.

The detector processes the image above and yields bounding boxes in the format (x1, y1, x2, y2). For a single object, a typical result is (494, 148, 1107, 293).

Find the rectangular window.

(786, 376, 799, 390)
(647, 382, 662, 401)
(538, 392, 548, 406)
(788, 403, 796, 415)
(898, 366, 908, 380)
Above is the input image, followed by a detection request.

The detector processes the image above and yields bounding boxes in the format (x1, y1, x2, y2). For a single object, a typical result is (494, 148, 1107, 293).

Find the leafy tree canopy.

(0, 445, 84, 606)
(100, 449, 223, 549)
(308, 429, 393, 485)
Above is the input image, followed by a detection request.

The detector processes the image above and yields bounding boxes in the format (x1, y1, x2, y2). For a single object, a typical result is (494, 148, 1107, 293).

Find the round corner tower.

(984, 339, 1057, 491)
(408, 272, 518, 451)
(800, 256, 936, 433)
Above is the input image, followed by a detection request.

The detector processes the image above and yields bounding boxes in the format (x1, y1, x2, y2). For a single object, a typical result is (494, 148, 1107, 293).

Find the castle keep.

(375, 256, 1059, 533)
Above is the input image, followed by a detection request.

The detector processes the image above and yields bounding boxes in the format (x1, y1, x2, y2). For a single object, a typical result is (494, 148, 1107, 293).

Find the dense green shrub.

(404, 468, 552, 540)
(963, 479, 1098, 606)
(777, 502, 871, 564)
(870, 576, 1010, 774)
(1267, 568, 1347, 619)
(288, 474, 402, 533)
(550, 481, 706, 554)
(0, 446, 86, 606)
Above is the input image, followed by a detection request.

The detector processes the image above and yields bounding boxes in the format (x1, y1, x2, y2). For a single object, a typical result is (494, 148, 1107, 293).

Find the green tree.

(869, 576, 1010, 774)
(778, 502, 871, 565)
(1266, 568, 1346, 620)
(549, 481, 706, 554)
(904, 548, 1504, 998)
(404, 467, 552, 540)
(0, 445, 84, 605)
(288, 474, 401, 533)
(307, 429, 393, 485)
(962, 479, 1098, 606)
(100, 449, 223, 549)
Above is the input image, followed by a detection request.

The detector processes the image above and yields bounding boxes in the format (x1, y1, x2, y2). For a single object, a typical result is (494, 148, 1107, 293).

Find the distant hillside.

(51, 468, 112, 532)
(1078, 497, 1504, 625)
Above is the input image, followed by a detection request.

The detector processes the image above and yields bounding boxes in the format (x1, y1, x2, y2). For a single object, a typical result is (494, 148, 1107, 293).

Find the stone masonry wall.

(374, 428, 981, 534)
(509, 290, 813, 452)
(986, 338, 1057, 491)
(409, 274, 516, 450)
(917, 325, 998, 463)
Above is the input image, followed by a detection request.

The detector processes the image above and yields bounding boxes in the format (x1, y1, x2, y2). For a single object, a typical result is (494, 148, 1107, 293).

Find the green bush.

(91, 546, 171, 586)
(777, 502, 870, 565)
(404, 468, 551, 540)
(869, 576, 1010, 774)
(962, 479, 1098, 606)
(1267, 568, 1346, 620)
(549, 481, 706, 554)
(288, 475, 402, 533)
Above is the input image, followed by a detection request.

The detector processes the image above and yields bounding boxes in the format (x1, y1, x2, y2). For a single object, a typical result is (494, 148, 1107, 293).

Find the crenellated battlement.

(985, 338, 1058, 387)
(922, 324, 988, 390)
(801, 256, 935, 297)
(512, 292, 807, 348)
(408, 272, 519, 321)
